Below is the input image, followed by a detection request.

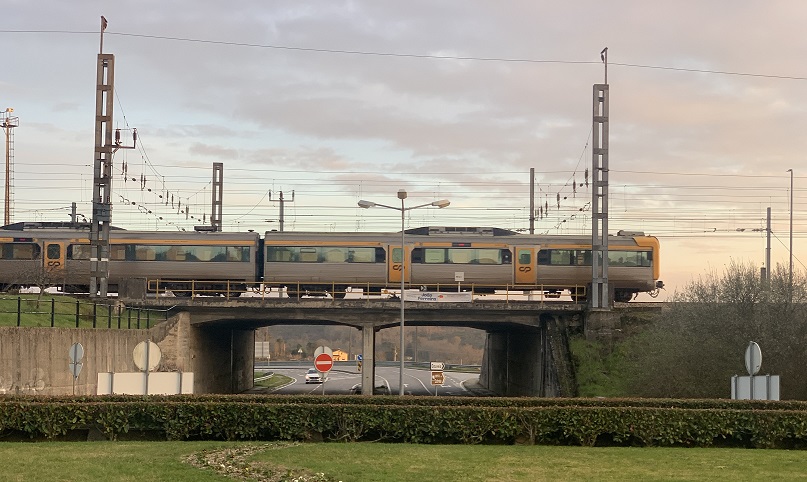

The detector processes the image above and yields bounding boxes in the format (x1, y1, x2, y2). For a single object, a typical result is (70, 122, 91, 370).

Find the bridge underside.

(140, 299, 585, 397)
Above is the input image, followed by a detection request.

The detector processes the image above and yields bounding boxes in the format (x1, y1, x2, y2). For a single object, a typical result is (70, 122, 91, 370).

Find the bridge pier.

(360, 326, 376, 395)
(478, 314, 577, 397)
(190, 323, 254, 394)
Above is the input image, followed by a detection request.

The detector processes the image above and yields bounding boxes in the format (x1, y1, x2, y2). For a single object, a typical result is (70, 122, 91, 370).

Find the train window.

(47, 244, 61, 259)
(549, 250, 573, 265)
(537, 250, 549, 265)
(227, 247, 250, 262)
(518, 249, 531, 265)
(68, 244, 92, 260)
(0, 242, 41, 260)
(348, 247, 376, 263)
(299, 247, 318, 263)
(476, 249, 502, 264)
(267, 246, 295, 262)
(392, 247, 403, 264)
(324, 248, 347, 263)
(110, 245, 126, 261)
(267, 245, 379, 263)
(425, 248, 446, 264)
(447, 249, 472, 264)
(608, 250, 651, 267)
(502, 249, 512, 264)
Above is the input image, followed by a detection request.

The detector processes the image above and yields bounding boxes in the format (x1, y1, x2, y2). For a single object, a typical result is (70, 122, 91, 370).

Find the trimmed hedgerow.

(1, 395, 806, 448)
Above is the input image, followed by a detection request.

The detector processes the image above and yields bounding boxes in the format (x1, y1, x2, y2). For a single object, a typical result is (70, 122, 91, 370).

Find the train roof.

(0, 221, 125, 231)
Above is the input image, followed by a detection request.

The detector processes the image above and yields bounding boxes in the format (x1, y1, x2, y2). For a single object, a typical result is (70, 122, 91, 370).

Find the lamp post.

(358, 190, 449, 395)
(788, 169, 794, 303)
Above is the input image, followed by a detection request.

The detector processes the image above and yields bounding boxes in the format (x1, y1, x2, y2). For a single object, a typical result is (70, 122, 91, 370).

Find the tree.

(620, 261, 807, 399)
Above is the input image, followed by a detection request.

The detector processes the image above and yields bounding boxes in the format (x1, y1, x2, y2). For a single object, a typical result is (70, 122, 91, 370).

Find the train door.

(44, 241, 66, 279)
(387, 244, 410, 287)
(514, 246, 537, 286)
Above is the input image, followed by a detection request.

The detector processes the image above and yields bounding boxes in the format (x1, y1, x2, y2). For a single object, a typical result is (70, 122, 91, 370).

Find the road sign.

(745, 341, 762, 376)
(133, 341, 161, 372)
(314, 346, 333, 358)
(315, 353, 334, 372)
(357, 354, 363, 361)
(431, 371, 445, 386)
(69, 343, 85, 379)
(69, 343, 84, 363)
(430, 361, 445, 371)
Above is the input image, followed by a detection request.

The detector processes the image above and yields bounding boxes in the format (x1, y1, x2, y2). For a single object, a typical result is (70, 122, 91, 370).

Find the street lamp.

(358, 190, 449, 395)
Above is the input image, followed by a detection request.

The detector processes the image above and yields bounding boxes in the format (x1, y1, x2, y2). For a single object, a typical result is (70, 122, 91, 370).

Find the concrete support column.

(480, 325, 556, 397)
(360, 326, 376, 395)
(190, 325, 254, 394)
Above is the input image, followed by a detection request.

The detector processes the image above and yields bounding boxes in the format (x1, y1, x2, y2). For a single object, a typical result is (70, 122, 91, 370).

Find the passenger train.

(0, 222, 663, 302)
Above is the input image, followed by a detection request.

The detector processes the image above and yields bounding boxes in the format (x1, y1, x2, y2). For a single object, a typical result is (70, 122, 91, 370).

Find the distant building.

(332, 349, 348, 361)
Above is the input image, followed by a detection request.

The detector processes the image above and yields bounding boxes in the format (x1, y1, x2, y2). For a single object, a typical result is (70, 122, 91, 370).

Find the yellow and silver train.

(0, 223, 662, 302)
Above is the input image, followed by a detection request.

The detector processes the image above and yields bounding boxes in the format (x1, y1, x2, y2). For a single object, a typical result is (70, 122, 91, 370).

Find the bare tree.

(620, 261, 807, 399)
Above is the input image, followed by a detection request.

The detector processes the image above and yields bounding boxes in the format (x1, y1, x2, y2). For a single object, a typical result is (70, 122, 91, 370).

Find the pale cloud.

(2, 0, 806, 294)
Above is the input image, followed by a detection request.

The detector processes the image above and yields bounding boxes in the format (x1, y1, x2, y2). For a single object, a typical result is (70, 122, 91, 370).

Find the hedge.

(1, 395, 806, 448)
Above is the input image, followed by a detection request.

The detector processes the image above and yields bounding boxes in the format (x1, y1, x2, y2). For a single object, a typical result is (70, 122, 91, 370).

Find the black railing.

(0, 296, 171, 329)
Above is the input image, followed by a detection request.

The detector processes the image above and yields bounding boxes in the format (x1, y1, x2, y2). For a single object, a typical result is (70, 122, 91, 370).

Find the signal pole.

(2, 108, 18, 226)
(90, 17, 136, 298)
(591, 49, 610, 308)
(269, 190, 294, 232)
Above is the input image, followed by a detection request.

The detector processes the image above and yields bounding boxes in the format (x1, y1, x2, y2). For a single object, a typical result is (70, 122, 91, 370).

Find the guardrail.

(145, 279, 586, 304)
(0, 295, 171, 329)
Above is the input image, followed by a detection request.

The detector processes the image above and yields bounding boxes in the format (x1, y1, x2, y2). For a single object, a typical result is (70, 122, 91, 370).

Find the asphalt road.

(254, 364, 482, 396)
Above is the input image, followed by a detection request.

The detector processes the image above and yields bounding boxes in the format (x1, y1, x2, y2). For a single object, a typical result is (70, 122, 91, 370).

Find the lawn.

(0, 441, 805, 481)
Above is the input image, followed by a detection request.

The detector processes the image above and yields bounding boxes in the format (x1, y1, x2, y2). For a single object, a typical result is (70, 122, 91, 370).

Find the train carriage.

(1, 222, 661, 302)
(0, 222, 261, 295)
(263, 231, 396, 297)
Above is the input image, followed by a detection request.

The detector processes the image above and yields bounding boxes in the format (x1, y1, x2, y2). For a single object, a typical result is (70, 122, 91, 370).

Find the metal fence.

(0, 296, 171, 329)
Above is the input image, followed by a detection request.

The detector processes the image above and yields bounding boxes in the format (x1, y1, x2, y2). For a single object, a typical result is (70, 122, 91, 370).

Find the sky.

(1, 1, 806, 299)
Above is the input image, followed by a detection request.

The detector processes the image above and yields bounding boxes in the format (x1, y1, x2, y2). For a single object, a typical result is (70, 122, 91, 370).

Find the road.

(254, 363, 482, 396)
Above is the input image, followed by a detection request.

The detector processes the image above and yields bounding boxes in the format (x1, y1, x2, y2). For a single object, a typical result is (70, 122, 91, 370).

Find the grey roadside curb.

(461, 378, 497, 397)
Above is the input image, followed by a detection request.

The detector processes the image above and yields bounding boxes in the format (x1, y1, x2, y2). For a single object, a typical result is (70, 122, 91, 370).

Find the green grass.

(252, 443, 807, 481)
(1, 442, 806, 481)
(569, 336, 629, 397)
(253, 372, 293, 389)
(0, 295, 162, 328)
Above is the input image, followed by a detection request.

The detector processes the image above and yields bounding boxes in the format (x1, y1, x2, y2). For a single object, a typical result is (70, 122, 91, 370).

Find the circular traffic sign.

(315, 353, 334, 372)
(745, 341, 762, 376)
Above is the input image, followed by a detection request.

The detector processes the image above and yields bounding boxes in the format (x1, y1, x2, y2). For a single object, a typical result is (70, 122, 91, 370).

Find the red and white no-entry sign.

(315, 353, 334, 372)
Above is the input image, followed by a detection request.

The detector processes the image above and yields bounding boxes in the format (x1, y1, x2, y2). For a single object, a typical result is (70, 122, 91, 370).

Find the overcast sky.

(2, 1, 806, 298)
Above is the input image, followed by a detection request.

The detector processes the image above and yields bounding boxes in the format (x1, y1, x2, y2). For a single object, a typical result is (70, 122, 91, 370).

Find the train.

(0, 222, 663, 302)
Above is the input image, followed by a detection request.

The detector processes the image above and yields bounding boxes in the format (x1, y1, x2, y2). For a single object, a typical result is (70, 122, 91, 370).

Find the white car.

(305, 368, 323, 384)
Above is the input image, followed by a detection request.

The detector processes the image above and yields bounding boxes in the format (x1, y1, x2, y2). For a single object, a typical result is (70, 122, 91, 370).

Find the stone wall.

(0, 312, 255, 395)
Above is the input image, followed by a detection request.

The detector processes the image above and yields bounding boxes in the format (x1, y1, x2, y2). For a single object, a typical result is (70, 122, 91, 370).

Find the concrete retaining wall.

(0, 312, 253, 395)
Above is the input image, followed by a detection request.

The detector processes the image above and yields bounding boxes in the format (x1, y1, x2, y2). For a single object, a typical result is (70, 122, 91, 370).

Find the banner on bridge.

(403, 291, 472, 303)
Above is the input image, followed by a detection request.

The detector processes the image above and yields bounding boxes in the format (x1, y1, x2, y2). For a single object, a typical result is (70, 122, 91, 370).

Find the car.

(305, 368, 323, 384)
(349, 383, 390, 395)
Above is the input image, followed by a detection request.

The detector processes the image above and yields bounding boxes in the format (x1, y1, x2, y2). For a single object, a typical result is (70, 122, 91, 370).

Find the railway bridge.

(120, 296, 659, 396)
